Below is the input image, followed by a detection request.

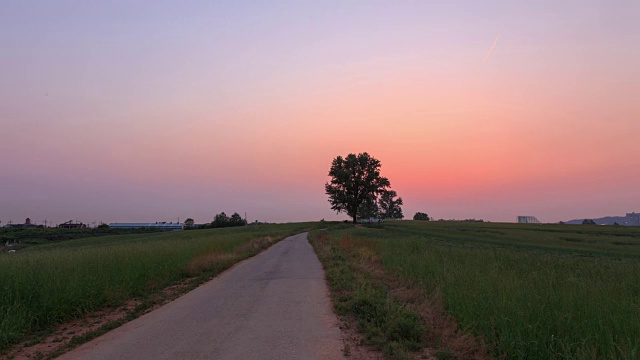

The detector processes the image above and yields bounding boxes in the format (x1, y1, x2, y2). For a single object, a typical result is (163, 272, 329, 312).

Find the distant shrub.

(210, 212, 247, 228)
(413, 212, 430, 221)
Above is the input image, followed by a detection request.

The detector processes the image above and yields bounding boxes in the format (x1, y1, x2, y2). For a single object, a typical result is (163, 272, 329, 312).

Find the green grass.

(309, 226, 426, 359)
(311, 221, 640, 359)
(0, 223, 322, 351)
(0, 227, 168, 251)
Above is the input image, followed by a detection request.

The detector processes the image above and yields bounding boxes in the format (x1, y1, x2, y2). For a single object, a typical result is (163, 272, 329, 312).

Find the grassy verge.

(309, 226, 432, 359)
(0, 223, 322, 354)
(311, 221, 640, 359)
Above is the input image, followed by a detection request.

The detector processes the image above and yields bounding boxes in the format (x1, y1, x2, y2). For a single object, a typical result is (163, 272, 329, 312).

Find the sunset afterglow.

(1, 1, 639, 224)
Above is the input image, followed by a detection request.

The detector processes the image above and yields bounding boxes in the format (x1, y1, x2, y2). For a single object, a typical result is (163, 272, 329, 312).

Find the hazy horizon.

(2, 1, 639, 225)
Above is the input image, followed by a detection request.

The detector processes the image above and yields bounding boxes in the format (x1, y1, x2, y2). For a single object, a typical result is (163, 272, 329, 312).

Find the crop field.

(0, 223, 321, 352)
(310, 221, 640, 359)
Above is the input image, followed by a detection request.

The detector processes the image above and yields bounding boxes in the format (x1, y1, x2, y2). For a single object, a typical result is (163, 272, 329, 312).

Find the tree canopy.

(210, 212, 246, 228)
(379, 190, 404, 219)
(229, 213, 245, 227)
(413, 212, 430, 221)
(357, 197, 380, 220)
(325, 152, 395, 223)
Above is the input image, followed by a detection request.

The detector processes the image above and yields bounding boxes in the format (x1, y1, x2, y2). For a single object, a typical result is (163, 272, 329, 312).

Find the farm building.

(4, 218, 40, 228)
(108, 222, 183, 230)
(58, 220, 87, 229)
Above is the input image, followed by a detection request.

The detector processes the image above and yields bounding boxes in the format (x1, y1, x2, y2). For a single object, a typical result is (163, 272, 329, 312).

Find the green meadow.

(0, 227, 166, 250)
(311, 221, 640, 359)
(0, 223, 320, 351)
(3, 220, 639, 359)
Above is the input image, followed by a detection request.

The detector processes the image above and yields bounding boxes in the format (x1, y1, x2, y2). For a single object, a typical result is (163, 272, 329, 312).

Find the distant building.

(518, 216, 540, 224)
(626, 213, 640, 226)
(58, 220, 87, 229)
(108, 222, 183, 231)
(4, 218, 40, 229)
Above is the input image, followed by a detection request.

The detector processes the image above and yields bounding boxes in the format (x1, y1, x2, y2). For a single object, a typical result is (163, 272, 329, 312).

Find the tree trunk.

(352, 215, 357, 224)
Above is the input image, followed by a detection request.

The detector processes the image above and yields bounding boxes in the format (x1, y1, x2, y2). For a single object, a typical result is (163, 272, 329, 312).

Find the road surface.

(59, 232, 344, 360)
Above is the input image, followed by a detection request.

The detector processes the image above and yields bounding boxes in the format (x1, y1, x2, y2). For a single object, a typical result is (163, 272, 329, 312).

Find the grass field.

(0, 223, 321, 352)
(310, 221, 640, 359)
(310, 224, 431, 359)
(0, 227, 168, 251)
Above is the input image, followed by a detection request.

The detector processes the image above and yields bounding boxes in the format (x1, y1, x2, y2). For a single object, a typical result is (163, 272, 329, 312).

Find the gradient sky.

(1, 0, 639, 225)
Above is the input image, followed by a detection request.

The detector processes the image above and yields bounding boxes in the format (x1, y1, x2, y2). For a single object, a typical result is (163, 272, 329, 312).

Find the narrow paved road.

(59, 233, 344, 360)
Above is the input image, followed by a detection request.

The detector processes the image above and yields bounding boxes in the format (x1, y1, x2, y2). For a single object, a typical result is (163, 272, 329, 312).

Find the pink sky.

(1, 1, 639, 225)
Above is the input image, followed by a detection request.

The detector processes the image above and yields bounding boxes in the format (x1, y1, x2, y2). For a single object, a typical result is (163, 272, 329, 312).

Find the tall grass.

(309, 228, 426, 359)
(320, 222, 640, 359)
(0, 223, 317, 350)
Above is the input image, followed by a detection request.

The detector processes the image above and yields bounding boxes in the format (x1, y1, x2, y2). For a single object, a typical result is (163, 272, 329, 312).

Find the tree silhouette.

(413, 212, 430, 221)
(325, 152, 390, 223)
(379, 190, 403, 219)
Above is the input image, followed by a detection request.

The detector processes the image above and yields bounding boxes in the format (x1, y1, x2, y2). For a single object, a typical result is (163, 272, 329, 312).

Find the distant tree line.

(188, 212, 247, 229)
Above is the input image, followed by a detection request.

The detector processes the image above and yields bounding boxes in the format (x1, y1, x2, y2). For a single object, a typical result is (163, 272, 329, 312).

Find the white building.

(108, 222, 183, 230)
(517, 216, 540, 224)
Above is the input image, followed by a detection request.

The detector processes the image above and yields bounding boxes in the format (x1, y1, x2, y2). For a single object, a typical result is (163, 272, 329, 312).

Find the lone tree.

(325, 152, 391, 223)
(413, 212, 430, 221)
(378, 190, 404, 219)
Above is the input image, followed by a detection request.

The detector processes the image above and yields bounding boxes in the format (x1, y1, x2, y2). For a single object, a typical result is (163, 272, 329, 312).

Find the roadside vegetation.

(0, 223, 322, 355)
(310, 221, 640, 359)
(310, 225, 435, 359)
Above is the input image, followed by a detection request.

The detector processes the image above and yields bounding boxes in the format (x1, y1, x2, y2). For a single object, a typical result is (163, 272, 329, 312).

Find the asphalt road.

(58, 232, 344, 360)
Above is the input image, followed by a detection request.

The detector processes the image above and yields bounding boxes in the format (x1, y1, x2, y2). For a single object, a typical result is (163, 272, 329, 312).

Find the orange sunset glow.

(1, 1, 639, 225)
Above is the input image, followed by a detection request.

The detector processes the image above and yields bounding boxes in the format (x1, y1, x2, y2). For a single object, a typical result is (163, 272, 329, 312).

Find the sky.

(1, 0, 639, 225)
